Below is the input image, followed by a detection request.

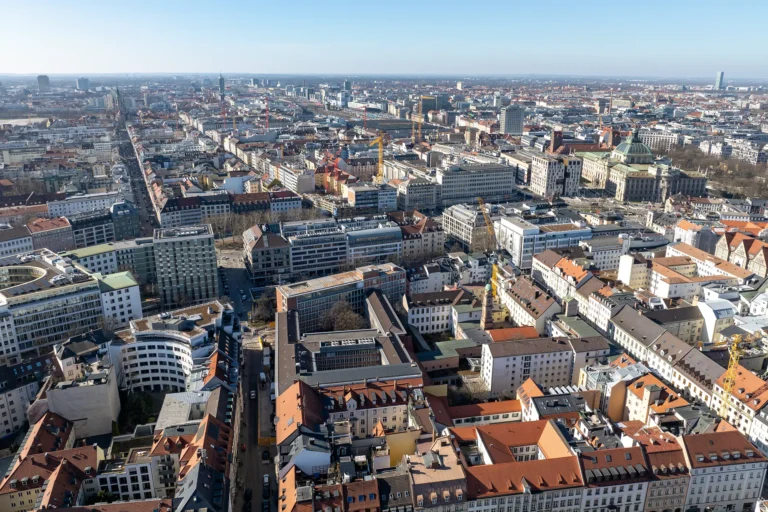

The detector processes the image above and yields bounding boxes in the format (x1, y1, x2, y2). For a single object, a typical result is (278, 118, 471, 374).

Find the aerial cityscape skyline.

(3, 7, 768, 512)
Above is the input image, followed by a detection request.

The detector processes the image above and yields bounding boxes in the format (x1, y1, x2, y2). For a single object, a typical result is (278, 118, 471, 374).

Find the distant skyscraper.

(343, 80, 352, 91)
(715, 71, 725, 90)
(218, 73, 225, 99)
(500, 105, 524, 135)
(420, 95, 437, 114)
(37, 75, 50, 92)
(76, 77, 90, 91)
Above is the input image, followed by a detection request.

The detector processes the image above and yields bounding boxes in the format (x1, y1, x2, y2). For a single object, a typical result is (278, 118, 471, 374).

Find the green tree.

(86, 490, 118, 505)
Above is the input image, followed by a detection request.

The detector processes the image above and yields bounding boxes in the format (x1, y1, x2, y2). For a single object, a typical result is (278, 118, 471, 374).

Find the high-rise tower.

(715, 71, 725, 90)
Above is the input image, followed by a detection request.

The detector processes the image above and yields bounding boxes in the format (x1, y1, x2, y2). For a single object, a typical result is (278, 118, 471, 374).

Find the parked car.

(250, 390, 256, 400)
(244, 488, 253, 502)
(262, 450, 270, 463)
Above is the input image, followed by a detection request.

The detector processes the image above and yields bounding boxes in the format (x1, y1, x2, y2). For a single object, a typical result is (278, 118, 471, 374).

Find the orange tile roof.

(629, 426, 681, 453)
(178, 414, 232, 479)
(16, 412, 73, 469)
(451, 420, 571, 462)
(610, 354, 637, 368)
(676, 220, 702, 232)
(447, 400, 521, 419)
(555, 258, 590, 282)
(720, 220, 768, 236)
(58, 499, 174, 512)
(682, 431, 766, 468)
(516, 377, 543, 408)
(580, 447, 649, 486)
(466, 457, 583, 498)
(276, 381, 326, 445)
(487, 326, 539, 342)
(715, 365, 768, 411)
(26, 216, 71, 233)
(0, 445, 99, 497)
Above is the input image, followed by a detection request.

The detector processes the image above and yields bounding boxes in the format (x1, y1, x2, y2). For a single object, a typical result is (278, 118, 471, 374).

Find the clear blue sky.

(2, 0, 767, 78)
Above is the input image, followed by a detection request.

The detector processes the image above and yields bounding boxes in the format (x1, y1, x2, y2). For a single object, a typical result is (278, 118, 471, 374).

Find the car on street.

(242, 502, 251, 512)
(261, 501, 269, 512)
(240, 443, 246, 452)
(250, 390, 256, 400)
(262, 450, 270, 463)
(262, 487, 270, 500)
(244, 488, 253, 502)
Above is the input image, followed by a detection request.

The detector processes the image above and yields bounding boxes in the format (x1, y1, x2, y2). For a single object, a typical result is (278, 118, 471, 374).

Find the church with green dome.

(577, 129, 707, 203)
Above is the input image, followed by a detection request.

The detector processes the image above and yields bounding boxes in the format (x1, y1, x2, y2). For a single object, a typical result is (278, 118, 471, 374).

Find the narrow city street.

(236, 331, 277, 512)
(117, 133, 155, 238)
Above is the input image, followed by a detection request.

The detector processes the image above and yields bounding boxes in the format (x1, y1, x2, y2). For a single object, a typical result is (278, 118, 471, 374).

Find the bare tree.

(469, 230, 493, 253)
(320, 301, 366, 331)
(208, 214, 229, 240)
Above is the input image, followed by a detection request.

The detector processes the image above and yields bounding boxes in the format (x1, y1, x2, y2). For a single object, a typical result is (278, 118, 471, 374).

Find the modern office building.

(47, 191, 120, 217)
(76, 77, 90, 91)
(0, 250, 103, 364)
(529, 153, 582, 198)
(499, 105, 524, 135)
(37, 75, 50, 92)
(244, 216, 404, 283)
(276, 263, 407, 333)
(436, 163, 516, 206)
(495, 216, 592, 269)
(442, 203, 498, 249)
(69, 210, 116, 248)
(715, 71, 725, 90)
(110, 201, 141, 241)
(392, 178, 441, 211)
(108, 301, 238, 393)
(153, 225, 219, 307)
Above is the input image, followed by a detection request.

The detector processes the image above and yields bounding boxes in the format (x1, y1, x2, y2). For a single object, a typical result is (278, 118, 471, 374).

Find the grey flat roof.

(299, 363, 422, 388)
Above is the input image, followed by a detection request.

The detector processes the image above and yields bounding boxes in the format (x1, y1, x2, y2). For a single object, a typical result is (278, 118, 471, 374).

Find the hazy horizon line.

(1, 72, 766, 82)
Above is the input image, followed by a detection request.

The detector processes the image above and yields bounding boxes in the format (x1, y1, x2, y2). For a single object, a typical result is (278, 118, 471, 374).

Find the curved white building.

(109, 301, 239, 393)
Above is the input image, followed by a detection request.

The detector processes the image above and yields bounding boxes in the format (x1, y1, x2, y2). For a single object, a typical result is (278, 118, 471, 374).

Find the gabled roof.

(715, 365, 768, 412)
(276, 381, 326, 445)
(682, 431, 766, 468)
(466, 457, 583, 498)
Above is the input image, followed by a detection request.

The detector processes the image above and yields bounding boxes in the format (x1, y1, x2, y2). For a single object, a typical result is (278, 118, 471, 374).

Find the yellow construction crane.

(417, 99, 422, 144)
(369, 132, 385, 184)
(477, 197, 500, 300)
(718, 334, 748, 419)
(411, 100, 423, 145)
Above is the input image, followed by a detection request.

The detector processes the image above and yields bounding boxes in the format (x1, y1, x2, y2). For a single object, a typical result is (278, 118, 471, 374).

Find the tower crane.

(417, 99, 423, 144)
(477, 197, 500, 300)
(717, 334, 752, 420)
(368, 131, 385, 185)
